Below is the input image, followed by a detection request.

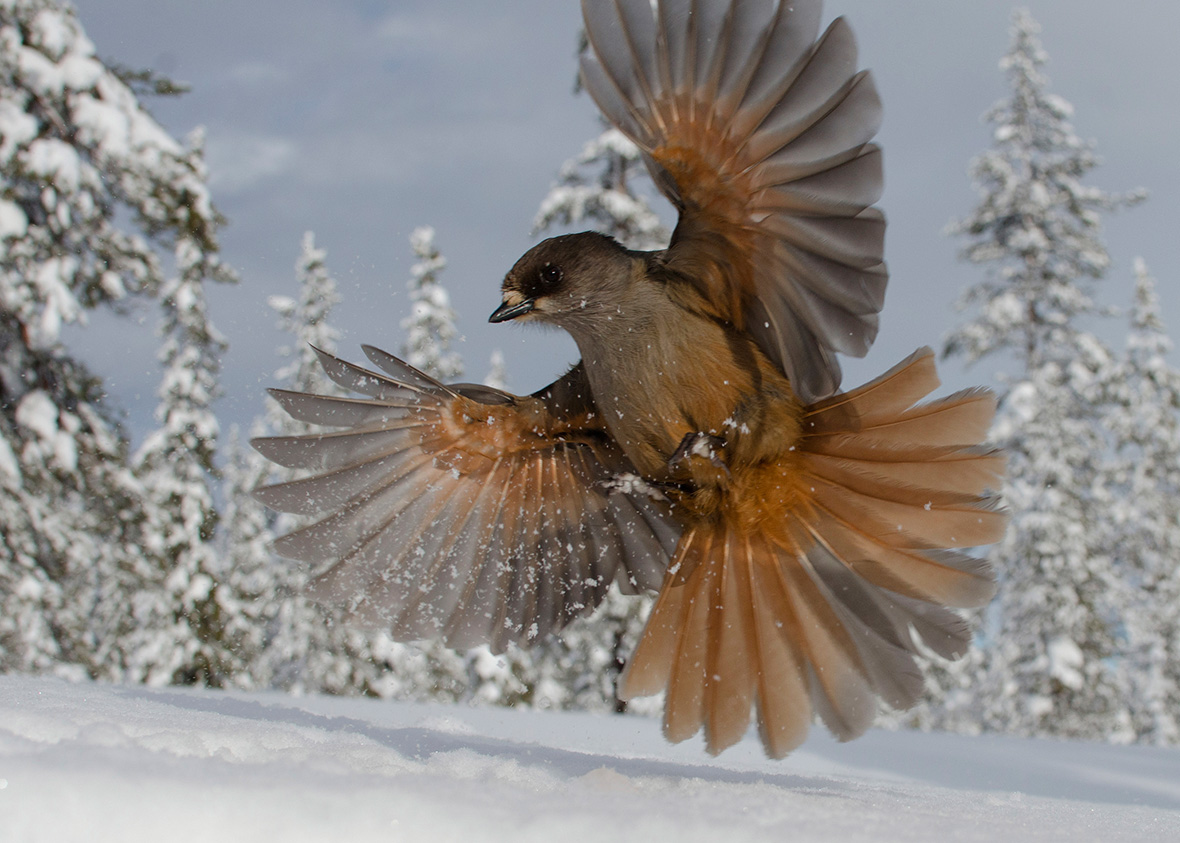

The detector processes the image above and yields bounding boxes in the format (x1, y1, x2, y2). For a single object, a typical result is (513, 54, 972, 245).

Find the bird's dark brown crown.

(504, 231, 630, 303)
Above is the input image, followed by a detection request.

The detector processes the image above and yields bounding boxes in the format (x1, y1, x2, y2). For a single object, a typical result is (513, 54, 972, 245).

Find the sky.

(5, 675, 1180, 842)
(62, 0, 1180, 441)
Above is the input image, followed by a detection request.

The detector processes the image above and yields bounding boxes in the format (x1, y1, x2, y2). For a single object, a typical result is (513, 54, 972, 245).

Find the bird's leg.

(668, 431, 730, 477)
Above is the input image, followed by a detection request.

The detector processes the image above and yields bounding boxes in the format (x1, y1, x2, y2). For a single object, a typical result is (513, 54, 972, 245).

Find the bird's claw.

(669, 431, 730, 477)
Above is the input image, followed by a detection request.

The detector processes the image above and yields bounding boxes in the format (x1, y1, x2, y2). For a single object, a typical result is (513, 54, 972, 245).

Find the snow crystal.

(722, 416, 751, 435)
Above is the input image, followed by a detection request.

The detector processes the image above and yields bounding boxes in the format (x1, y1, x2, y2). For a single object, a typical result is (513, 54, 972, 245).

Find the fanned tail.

(620, 348, 1006, 757)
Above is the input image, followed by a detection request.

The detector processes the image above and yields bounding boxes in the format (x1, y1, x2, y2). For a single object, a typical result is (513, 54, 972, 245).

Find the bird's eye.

(540, 264, 563, 286)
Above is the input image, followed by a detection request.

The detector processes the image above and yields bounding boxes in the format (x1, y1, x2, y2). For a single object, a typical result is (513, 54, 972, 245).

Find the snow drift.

(2, 676, 1179, 842)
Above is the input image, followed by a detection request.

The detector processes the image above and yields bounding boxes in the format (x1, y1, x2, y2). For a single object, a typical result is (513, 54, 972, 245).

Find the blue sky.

(67, 1, 1180, 440)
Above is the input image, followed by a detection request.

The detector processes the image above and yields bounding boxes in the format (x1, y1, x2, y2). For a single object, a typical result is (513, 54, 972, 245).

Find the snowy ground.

(2, 676, 1179, 842)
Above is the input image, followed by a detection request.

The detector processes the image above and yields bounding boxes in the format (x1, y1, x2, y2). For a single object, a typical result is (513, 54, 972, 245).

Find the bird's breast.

(576, 313, 801, 483)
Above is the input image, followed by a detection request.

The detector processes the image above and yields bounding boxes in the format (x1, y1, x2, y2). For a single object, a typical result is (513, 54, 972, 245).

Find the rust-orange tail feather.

(619, 348, 1006, 758)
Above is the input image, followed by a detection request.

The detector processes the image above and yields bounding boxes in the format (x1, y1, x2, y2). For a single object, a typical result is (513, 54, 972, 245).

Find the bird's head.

(490, 232, 639, 332)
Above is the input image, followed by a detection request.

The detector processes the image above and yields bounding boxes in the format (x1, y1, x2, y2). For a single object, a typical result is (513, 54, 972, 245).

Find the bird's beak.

(489, 296, 535, 323)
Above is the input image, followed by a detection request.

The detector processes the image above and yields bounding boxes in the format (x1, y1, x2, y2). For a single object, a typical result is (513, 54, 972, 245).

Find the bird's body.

(550, 243, 798, 486)
(254, 0, 1006, 758)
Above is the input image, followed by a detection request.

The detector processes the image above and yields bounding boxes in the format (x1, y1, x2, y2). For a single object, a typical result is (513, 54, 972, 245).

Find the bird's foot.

(669, 432, 730, 477)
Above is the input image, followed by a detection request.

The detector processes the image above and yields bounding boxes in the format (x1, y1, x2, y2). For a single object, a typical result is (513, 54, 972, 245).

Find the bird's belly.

(583, 336, 772, 481)
(597, 378, 698, 477)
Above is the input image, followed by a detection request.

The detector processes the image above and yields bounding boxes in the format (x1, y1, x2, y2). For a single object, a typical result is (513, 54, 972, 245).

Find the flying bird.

(254, 0, 1006, 758)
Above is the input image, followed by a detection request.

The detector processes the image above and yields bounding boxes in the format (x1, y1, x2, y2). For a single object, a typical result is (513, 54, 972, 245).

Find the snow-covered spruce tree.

(944, 9, 1143, 369)
(260, 231, 404, 696)
(401, 226, 461, 382)
(1104, 260, 1180, 744)
(216, 232, 347, 692)
(528, 117, 670, 716)
(271, 232, 343, 413)
(130, 193, 237, 687)
(533, 123, 670, 252)
(213, 422, 274, 690)
(934, 9, 1142, 740)
(979, 341, 1130, 739)
(0, 0, 230, 678)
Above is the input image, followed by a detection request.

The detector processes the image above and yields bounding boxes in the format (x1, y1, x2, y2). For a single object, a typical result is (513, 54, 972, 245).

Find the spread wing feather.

(254, 348, 682, 653)
(580, 0, 887, 401)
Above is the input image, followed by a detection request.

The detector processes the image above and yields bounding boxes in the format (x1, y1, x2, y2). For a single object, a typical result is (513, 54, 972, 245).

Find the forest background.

(2, 0, 1178, 746)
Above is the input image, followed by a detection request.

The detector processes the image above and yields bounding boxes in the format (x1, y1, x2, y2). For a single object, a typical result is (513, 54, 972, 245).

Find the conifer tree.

(401, 226, 461, 382)
(261, 232, 420, 697)
(131, 196, 237, 686)
(936, 9, 1141, 739)
(533, 124, 669, 251)
(216, 423, 274, 690)
(217, 233, 334, 690)
(1105, 260, 1180, 744)
(979, 343, 1129, 738)
(269, 232, 342, 408)
(0, 0, 231, 678)
(944, 9, 1143, 369)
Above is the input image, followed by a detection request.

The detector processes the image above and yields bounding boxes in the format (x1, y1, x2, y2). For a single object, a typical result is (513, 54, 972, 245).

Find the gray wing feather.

(579, 0, 888, 401)
(253, 348, 682, 653)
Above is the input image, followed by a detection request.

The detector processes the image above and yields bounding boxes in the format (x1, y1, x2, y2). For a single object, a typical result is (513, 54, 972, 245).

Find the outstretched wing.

(253, 346, 682, 653)
(580, 0, 887, 402)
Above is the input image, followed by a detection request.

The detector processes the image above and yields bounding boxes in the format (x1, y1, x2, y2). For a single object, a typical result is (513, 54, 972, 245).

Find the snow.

(2, 676, 1179, 843)
(23, 137, 83, 192)
(0, 437, 18, 485)
(1047, 636, 1085, 691)
(0, 199, 25, 238)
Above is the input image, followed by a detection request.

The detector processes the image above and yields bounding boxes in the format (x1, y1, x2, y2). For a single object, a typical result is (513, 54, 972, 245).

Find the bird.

(253, 0, 1006, 759)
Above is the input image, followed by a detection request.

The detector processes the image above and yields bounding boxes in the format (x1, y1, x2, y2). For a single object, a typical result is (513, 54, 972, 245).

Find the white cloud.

(205, 131, 298, 194)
